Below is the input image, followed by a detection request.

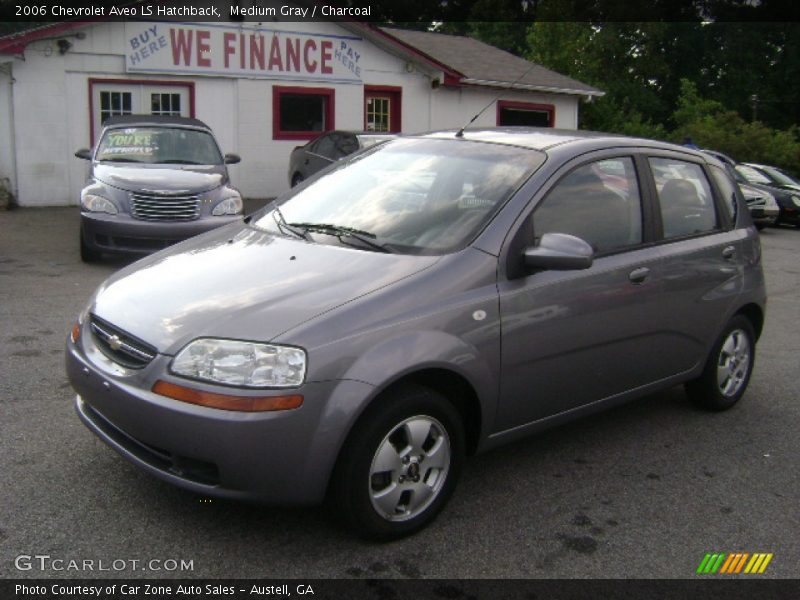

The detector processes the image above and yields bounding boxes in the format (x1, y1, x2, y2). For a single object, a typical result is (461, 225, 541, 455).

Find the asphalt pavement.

(1, 207, 798, 579)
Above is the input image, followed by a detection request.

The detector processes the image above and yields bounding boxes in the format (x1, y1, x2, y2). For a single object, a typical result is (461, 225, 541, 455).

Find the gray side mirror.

(524, 233, 594, 271)
(75, 148, 92, 160)
(224, 153, 241, 164)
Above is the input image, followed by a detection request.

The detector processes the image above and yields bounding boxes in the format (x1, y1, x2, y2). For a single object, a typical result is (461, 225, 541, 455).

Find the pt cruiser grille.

(130, 192, 200, 221)
(89, 315, 157, 369)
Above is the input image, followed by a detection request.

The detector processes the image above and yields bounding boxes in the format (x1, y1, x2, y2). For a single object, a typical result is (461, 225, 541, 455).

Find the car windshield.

(758, 166, 799, 187)
(254, 138, 544, 255)
(736, 165, 772, 185)
(95, 127, 223, 164)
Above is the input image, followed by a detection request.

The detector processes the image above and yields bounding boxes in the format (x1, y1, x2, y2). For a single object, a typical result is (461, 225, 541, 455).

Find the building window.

(89, 79, 194, 144)
(273, 86, 335, 141)
(100, 91, 132, 124)
(497, 101, 554, 127)
(364, 86, 401, 133)
(151, 93, 182, 116)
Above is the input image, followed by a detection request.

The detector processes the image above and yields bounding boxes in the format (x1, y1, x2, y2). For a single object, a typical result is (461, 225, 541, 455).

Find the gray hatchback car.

(75, 115, 243, 262)
(67, 129, 766, 539)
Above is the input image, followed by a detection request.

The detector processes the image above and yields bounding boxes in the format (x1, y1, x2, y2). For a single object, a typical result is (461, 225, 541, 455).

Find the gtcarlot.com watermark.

(14, 554, 194, 573)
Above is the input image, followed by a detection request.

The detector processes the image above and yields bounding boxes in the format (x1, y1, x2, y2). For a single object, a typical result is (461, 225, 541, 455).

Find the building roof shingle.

(380, 27, 603, 97)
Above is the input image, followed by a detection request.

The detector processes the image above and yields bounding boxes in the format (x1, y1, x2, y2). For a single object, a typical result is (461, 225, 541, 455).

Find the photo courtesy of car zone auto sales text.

(1, 0, 798, 598)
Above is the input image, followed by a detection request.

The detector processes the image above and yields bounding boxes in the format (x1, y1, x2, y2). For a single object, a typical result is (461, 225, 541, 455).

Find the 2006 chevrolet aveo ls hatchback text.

(67, 129, 766, 539)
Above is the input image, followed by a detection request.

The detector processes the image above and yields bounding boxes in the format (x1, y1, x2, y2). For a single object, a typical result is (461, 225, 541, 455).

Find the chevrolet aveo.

(67, 129, 766, 539)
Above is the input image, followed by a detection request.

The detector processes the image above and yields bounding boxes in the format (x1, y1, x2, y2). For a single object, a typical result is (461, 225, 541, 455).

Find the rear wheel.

(686, 315, 755, 411)
(330, 384, 464, 540)
(80, 231, 101, 263)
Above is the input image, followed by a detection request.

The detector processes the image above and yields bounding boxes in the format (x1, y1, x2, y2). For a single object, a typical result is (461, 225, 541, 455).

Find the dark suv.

(75, 115, 243, 261)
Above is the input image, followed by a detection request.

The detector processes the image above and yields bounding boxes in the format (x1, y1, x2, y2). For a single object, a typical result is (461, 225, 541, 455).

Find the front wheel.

(330, 385, 464, 540)
(686, 315, 756, 411)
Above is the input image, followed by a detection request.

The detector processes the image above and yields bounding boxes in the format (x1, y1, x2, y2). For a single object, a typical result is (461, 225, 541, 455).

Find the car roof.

(101, 115, 212, 130)
(420, 127, 700, 155)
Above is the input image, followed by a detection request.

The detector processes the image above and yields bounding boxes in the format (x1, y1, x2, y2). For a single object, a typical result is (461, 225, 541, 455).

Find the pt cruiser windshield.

(95, 127, 223, 165)
(255, 138, 545, 255)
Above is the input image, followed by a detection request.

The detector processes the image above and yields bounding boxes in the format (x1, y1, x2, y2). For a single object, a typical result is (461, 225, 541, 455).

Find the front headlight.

(81, 193, 118, 215)
(792, 195, 800, 208)
(171, 338, 306, 387)
(212, 194, 243, 216)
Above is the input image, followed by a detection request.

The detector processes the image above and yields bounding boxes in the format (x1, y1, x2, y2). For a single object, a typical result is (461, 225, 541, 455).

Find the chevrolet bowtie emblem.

(108, 334, 122, 351)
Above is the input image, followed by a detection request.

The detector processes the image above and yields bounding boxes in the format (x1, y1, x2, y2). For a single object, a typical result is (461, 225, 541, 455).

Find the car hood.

(92, 163, 226, 193)
(90, 224, 441, 355)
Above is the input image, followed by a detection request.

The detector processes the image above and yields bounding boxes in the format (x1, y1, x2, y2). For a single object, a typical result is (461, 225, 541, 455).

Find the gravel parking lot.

(1, 207, 798, 579)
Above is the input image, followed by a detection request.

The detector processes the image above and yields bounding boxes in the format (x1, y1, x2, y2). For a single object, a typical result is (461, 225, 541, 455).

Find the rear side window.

(649, 158, 717, 239)
(533, 157, 643, 254)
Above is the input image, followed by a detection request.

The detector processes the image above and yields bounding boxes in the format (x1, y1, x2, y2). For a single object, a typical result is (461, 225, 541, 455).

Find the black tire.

(291, 173, 304, 187)
(686, 315, 756, 411)
(329, 384, 465, 540)
(80, 231, 101, 263)
(755, 223, 766, 231)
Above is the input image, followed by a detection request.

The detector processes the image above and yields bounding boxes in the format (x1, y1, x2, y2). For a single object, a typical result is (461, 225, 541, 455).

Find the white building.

(0, 18, 602, 206)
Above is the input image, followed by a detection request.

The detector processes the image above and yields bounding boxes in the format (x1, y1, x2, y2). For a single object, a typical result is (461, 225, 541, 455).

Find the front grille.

(89, 315, 157, 369)
(746, 197, 766, 207)
(130, 192, 200, 221)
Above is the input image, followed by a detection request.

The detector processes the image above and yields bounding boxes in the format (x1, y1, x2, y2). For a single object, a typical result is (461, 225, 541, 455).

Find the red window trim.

(88, 78, 195, 145)
(272, 85, 335, 141)
(363, 85, 402, 133)
(496, 100, 555, 128)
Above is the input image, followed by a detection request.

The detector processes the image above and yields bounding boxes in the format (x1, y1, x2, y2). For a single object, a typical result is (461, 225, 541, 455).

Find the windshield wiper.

(161, 159, 203, 165)
(99, 157, 142, 163)
(288, 222, 391, 253)
(272, 206, 309, 240)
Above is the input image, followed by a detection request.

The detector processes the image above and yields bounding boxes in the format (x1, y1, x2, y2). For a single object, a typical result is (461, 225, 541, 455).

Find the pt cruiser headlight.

(212, 194, 243, 216)
(792, 195, 800, 208)
(81, 193, 118, 215)
(171, 338, 306, 387)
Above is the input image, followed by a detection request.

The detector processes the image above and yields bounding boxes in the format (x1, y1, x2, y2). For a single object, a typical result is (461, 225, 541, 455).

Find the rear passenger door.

(641, 153, 741, 373)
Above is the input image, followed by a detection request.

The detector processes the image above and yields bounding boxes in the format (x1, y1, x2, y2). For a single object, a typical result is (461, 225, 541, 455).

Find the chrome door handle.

(629, 267, 650, 284)
(722, 246, 736, 260)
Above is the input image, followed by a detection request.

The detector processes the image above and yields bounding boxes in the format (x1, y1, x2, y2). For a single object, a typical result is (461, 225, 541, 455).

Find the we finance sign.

(124, 23, 365, 83)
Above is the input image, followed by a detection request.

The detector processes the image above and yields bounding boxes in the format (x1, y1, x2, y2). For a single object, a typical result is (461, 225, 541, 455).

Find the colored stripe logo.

(696, 552, 773, 574)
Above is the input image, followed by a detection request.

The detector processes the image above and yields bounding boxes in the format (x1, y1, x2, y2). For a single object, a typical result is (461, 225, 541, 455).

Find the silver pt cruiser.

(67, 129, 766, 539)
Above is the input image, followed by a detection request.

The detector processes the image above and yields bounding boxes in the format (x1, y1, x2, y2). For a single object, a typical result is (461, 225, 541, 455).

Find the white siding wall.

(8, 21, 583, 205)
(0, 62, 16, 197)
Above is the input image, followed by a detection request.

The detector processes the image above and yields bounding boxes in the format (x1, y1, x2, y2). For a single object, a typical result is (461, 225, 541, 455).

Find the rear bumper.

(81, 212, 241, 255)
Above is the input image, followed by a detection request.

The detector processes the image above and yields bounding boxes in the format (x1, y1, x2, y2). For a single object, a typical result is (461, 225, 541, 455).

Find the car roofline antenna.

(454, 61, 540, 138)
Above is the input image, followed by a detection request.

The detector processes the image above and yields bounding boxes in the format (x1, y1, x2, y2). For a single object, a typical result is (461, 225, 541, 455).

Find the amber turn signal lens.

(70, 322, 81, 343)
(152, 380, 303, 412)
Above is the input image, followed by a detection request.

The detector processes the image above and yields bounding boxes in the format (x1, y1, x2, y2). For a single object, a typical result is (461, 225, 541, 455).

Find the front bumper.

(66, 333, 372, 505)
(81, 212, 241, 255)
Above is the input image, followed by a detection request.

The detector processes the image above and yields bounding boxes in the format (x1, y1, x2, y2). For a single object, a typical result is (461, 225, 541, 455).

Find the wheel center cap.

(407, 462, 420, 479)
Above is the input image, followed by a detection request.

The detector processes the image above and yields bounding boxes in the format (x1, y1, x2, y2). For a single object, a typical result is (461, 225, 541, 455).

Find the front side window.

(650, 158, 717, 239)
(533, 157, 643, 254)
(254, 138, 545, 255)
(95, 127, 223, 165)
